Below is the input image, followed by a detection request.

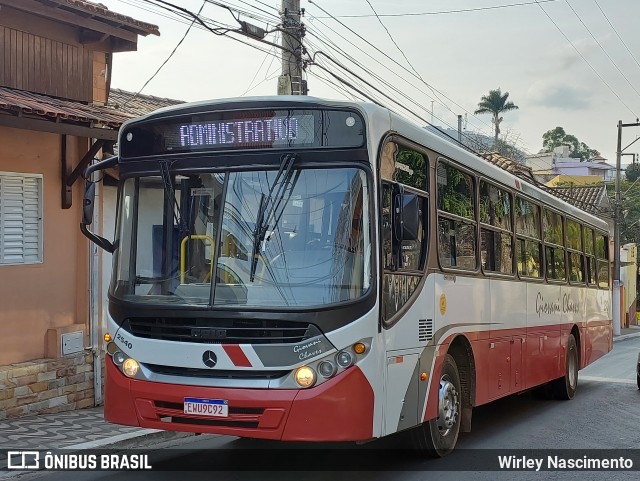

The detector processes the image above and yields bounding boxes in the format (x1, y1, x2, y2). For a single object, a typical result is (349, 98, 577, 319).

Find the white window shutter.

(0, 173, 43, 264)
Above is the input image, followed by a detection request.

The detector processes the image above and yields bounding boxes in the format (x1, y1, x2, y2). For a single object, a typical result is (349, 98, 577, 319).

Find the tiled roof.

(479, 151, 535, 180)
(108, 88, 184, 117)
(480, 152, 612, 217)
(549, 184, 612, 216)
(0, 86, 132, 127)
(37, 0, 159, 36)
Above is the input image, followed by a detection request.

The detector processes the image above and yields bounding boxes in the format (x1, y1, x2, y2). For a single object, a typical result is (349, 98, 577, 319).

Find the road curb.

(614, 332, 640, 342)
(65, 430, 195, 450)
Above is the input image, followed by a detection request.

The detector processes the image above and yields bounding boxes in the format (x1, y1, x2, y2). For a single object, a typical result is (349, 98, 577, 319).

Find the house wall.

(0, 126, 89, 366)
(621, 244, 637, 327)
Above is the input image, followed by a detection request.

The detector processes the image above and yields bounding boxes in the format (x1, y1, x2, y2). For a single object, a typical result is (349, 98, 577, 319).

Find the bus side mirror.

(401, 194, 420, 241)
(82, 181, 96, 226)
(393, 191, 420, 242)
(79, 156, 117, 253)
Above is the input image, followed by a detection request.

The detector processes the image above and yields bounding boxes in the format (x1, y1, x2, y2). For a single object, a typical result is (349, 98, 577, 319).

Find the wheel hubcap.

(437, 375, 459, 436)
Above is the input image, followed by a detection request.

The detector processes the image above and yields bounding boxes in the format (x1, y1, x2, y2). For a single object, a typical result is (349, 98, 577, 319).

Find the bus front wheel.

(411, 354, 461, 457)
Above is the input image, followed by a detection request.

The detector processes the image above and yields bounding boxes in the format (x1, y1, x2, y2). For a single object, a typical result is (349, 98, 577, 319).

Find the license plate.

(183, 397, 229, 417)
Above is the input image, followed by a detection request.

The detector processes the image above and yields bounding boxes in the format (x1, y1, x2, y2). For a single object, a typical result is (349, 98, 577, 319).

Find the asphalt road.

(12, 337, 640, 481)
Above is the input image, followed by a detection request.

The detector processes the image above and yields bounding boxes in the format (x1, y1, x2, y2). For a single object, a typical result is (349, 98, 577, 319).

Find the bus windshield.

(111, 167, 371, 308)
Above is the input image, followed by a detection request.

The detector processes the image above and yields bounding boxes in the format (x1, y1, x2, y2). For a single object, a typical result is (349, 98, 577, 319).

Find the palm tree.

(474, 88, 519, 142)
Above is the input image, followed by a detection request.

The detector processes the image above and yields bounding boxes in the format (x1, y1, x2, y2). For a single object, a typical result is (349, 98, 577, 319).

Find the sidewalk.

(1, 326, 639, 456)
(0, 407, 190, 452)
(615, 324, 640, 341)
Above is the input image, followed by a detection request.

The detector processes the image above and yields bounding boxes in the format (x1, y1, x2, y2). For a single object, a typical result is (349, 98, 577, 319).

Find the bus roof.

(119, 95, 610, 232)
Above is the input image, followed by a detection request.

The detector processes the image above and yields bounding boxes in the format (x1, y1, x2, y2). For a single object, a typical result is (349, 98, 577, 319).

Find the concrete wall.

(0, 126, 89, 366)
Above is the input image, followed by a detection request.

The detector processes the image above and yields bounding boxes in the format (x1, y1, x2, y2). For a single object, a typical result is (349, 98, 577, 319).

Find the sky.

(101, 0, 640, 169)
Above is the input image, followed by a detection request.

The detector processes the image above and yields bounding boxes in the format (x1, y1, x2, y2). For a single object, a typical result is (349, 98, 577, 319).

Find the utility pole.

(614, 121, 622, 337)
(278, 0, 306, 95)
(457, 115, 462, 143)
(613, 119, 640, 336)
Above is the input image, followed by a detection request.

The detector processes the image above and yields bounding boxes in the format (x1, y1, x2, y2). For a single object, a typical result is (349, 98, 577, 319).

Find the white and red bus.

(82, 97, 612, 456)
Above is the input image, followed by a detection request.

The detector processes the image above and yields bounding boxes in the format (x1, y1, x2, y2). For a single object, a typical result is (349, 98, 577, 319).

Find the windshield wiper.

(159, 160, 188, 235)
(249, 153, 298, 281)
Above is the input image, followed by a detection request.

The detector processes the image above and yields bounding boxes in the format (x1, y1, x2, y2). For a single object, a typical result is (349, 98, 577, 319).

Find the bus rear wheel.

(552, 334, 578, 400)
(411, 354, 461, 457)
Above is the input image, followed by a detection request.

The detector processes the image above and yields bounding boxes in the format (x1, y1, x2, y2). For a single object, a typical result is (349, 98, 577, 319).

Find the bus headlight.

(294, 366, 316, 388)
(113, 351, 126, 365)
(318, 360, 337, 378)
(106, 342, 118, 355)
(336, 350, 354, 368)
(122, 358, 140, 378)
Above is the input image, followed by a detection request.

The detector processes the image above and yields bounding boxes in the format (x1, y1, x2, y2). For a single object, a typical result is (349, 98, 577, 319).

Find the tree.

(474, 88, 519, 142)
(541, 126, 599, 161)
(625, 162, 640, 182)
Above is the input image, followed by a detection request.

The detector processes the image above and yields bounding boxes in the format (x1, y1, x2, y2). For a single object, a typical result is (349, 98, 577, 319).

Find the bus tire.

(552, 334, 578, 400)
(411, 354, 461, 457)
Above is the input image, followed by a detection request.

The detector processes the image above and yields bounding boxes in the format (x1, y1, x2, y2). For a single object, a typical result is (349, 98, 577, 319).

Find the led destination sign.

(119, 108, 365, 159)
(177, 115, 314, 149)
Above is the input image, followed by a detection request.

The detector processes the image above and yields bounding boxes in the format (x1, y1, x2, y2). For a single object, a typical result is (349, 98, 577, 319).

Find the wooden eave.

(0, 0, 159, 52)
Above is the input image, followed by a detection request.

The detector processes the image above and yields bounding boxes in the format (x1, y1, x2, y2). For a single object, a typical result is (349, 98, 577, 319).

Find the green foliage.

(438, 164, 474, 219)
(492, 138, 526, 162)
(541, 126, 599, 161)
(608, 180, 640, 245)
(625, 163, 640, 182)
(395, 149, 426, 190)
(474, 88, 519, 142)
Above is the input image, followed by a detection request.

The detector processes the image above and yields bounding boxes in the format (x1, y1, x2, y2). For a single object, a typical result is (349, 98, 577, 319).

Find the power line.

(534, 0, 638, 118)
(311, 50, 491, 155)
(223, 0, 280, 22)
(304, 21, 490, 134)
(565, 0, 640, 101)
(242, 41, 276, 95)
(306, 1, 534, 152)
(364, 0, 423, 81)
(241, 31, 280, 95)
(305, 19, 533, 155)
(315, 0, 560, 18)
(143, 0, 288, 59)
(593, 0, 640, 73)
(124, 1, 208, 106)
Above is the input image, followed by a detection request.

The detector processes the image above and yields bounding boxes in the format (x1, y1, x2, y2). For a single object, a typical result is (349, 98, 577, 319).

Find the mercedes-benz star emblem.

(202, 350, 217, 368)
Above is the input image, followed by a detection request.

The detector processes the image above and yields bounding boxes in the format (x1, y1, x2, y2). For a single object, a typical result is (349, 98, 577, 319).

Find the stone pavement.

(0, 326, 638, 462)
(0, 407, 179, 451)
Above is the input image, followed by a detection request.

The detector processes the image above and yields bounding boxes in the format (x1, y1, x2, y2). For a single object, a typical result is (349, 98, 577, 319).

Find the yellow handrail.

(180, 235, 215, 284)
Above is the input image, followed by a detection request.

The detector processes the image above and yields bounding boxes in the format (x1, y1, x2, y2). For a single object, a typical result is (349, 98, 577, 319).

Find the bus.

(81, 96, 612, 456)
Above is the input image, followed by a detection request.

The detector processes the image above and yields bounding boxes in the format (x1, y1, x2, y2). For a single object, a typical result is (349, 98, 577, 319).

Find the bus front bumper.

(104, 357, 374, 442)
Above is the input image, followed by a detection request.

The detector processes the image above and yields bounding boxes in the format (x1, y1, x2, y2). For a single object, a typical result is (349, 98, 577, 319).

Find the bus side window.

(543, 209, 566, 281)
(436, 161, 477, 270)
(567, 219, 584, 284)
(515, 197, 542, 278)
(479, 181, 513, 274)
(583, 226, 597, 286)
(595, 232, 609, 288)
